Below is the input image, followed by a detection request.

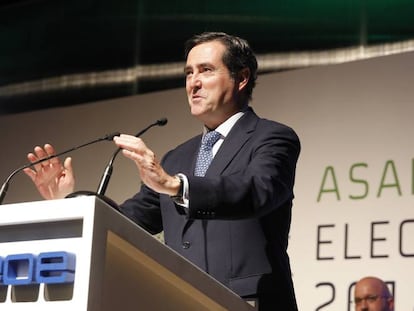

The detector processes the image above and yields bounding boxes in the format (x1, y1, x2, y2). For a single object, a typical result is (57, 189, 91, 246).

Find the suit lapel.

(181, 109, 259, 237)
(205, 109, 258, 177)
(175, 134, 202, 176)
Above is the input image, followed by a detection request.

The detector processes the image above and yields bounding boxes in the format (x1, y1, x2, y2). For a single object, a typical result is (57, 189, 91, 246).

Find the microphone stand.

(0, 132, 119, 205)
(66, 118, 167, 210)
(96, 118, 168, 196)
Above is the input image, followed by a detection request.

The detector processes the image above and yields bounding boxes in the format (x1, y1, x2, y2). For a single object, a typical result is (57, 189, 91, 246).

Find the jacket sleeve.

(119, 184, 163, 235)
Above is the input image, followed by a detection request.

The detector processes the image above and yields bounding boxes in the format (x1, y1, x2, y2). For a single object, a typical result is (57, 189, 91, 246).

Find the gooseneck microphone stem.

(96, 118, 168, 196)
(0, 132, 120, 205)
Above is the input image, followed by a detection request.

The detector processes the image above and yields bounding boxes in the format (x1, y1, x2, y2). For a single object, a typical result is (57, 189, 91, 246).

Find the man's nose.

(358, 301, 369, 311)
(188, 74, 201, 89)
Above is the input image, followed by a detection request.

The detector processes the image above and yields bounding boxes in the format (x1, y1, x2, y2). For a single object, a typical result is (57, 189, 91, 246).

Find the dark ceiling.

(1, 0, 414, 114)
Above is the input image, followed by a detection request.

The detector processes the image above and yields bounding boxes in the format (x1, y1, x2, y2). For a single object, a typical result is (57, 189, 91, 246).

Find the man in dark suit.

(24, 32, 300, 310)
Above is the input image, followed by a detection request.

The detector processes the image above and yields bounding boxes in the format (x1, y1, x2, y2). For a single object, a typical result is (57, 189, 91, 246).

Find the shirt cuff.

(170, 173, 189, 209)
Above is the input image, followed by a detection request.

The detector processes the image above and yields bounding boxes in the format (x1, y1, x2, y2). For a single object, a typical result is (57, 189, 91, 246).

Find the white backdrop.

(1, 51, 414, 310)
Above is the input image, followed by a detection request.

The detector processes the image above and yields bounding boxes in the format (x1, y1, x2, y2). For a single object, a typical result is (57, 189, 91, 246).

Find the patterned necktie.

(194, 130, 221, 177)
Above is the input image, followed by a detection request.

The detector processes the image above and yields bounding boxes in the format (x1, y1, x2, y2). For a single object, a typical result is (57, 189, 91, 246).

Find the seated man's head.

(353, 276, 394, 311)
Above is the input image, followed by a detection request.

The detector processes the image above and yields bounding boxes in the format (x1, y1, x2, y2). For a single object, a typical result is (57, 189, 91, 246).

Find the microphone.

(0, 132, 120, 205)
(96, 117, 168, 196)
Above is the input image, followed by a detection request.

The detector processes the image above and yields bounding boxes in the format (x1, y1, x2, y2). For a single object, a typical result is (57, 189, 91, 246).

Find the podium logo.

(0, 251, 76, 285)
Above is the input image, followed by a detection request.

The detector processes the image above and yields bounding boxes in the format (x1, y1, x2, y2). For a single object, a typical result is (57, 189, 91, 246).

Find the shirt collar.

(203, 111, 245, 138)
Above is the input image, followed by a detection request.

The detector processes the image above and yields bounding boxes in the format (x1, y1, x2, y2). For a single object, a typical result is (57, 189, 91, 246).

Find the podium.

(0, 196, 255, 310)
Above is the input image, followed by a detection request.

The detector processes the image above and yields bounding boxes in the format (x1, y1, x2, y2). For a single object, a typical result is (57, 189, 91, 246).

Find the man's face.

(185, 40, 240, 129)
(354, 279, 393, 311)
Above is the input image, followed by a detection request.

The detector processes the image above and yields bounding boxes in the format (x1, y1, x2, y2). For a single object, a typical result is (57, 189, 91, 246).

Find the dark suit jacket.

(120, 108, 300, 310)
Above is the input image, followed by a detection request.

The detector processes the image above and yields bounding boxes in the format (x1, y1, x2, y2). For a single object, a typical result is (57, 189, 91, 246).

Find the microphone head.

(157, 118, 168, 126)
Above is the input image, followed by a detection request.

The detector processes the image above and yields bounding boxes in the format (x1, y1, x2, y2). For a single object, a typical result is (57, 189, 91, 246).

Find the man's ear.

(237, 68, 250, 92)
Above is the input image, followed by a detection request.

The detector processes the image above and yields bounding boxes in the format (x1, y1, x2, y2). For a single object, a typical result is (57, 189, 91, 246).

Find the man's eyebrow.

(198, 62, 214, 68)
(184, 62, 214, 72)
(183, 65, 191, 73)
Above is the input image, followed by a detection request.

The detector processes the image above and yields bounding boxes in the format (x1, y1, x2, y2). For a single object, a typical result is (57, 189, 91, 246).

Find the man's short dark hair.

(184, 32, 258, 101)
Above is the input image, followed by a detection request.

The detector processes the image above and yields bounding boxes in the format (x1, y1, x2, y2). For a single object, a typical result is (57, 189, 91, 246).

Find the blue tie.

(194, 130, 221, 177)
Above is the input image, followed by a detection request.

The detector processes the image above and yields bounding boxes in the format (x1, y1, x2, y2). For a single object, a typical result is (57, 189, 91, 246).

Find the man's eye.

(366, 295, 378, 302)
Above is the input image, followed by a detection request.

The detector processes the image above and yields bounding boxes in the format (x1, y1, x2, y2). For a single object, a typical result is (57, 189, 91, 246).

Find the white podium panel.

(0, 196, 254, 311)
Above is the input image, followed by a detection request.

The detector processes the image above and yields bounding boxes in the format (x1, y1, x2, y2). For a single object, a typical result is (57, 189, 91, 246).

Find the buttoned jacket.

(120, 107, 300, 308)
